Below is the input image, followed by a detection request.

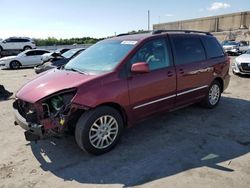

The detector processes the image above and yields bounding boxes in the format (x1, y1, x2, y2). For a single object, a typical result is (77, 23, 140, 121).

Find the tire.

(23, 46, 31, 51)
(201, 80, 222, 109)
(10, 61, 21, 69)
(75, 106, 124, 155)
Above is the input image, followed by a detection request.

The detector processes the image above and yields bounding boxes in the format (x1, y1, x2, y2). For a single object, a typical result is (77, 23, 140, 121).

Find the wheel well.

(98, 103, 128, 126)
(0, 45, 3, 50)
(10, 60, 22, 68)
(214, 77, 224, 91)
(10, 60, 21, 65)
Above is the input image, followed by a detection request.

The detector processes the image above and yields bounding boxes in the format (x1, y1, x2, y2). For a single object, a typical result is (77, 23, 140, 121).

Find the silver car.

(232, 49, 250, 75)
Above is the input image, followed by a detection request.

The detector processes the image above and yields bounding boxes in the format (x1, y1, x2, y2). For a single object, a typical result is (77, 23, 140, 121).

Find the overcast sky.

(0, 0, 249, 39)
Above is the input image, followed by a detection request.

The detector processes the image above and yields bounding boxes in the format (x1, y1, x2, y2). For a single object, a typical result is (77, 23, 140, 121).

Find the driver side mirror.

(131, 62, 150, 74)
(2, 40, 6, 43)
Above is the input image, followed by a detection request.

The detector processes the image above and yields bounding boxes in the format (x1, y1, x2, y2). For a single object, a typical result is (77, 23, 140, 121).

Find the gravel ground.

(0, 57, 249, 188)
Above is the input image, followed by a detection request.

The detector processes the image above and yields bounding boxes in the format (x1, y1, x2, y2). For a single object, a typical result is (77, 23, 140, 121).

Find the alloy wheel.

(89, 115, 119, 149)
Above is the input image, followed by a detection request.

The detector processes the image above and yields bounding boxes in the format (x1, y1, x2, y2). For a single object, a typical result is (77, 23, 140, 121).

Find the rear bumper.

(34, 65, 54, 74)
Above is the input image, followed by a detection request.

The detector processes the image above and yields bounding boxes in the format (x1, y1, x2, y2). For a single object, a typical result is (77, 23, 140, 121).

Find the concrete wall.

(154, 11, 250, 33)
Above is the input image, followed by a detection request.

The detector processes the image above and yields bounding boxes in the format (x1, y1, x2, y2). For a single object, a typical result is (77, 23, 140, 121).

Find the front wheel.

(201, 80, 222, 108)
(10, 61, 21, 69)
(75, 106, 124, 155)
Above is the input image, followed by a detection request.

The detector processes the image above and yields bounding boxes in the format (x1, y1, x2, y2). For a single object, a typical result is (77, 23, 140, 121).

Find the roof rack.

(116, 33, 130, 37)
(152, 30, 212, 36)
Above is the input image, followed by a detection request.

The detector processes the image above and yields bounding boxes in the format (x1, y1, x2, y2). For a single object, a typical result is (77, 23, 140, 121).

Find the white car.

(232, 49, 250, 75)
(221, 41, 240, 55)
(0, 49, 49, 69)
(0, 37, 36, 52)
(41, 48, 70, 63)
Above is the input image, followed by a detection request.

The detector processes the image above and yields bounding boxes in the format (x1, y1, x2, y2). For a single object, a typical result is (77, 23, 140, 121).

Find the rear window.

(171, 36, 206, 65)
(202, 37, 224, 59)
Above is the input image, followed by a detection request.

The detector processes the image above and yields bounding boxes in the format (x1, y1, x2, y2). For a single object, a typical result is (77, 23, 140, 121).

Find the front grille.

(241, 63, 250, 72)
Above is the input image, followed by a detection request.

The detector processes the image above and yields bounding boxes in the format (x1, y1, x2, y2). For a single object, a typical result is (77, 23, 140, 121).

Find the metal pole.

(148, 10, 150, 31)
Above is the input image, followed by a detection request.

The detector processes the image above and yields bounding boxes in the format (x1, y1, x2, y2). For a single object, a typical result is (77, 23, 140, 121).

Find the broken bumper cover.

(14, 108, 43, 141)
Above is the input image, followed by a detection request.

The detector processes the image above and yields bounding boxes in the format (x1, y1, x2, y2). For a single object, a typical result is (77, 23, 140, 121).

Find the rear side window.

(35, 50, 48, 55)
(202, 37, 224, 59)
(26, 51, 36, 56)
(171, 36, 206, 65)
(20, 39, 30, 42)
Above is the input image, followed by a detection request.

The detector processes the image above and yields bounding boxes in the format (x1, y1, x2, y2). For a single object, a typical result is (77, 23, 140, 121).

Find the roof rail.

(152, 30, 212, 36)
(116, 33, 130, 37)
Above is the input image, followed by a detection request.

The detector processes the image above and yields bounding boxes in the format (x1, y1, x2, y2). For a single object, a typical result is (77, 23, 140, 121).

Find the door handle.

(179, 69, 185, 74)
(167, 71, 174, 77)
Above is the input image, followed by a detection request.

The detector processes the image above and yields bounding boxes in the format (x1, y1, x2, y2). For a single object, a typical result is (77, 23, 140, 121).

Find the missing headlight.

(41, 89, 77, 118)
(51, 96, 64, 111)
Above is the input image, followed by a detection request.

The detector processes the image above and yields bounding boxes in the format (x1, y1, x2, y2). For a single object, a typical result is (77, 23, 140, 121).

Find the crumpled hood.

(236, 54, 250, 63)
(0, 56, 16, 61)
(16, 69, 98, 103)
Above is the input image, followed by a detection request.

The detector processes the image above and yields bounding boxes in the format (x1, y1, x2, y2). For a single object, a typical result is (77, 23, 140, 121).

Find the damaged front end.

(13, 88, 82, 141)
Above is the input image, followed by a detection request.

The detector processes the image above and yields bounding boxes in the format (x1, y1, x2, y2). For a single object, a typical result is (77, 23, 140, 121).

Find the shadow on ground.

(29, 96, 250, 186)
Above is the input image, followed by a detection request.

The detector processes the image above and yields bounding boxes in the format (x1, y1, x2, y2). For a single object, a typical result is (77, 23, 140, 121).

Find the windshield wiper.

(65, 67, 89, 75)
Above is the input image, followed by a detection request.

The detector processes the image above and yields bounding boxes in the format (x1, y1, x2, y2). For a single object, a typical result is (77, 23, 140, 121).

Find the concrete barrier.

(153, 11, 250, 41)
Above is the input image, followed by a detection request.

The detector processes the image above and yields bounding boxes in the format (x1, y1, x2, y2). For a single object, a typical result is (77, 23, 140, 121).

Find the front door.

(128, 38, 176, 121)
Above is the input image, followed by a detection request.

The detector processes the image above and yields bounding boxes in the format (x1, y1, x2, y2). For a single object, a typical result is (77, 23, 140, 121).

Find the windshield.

(65, 40, 136, 74)
(62, 49, 80, 59)
(17, 51, 27, 56)
(222, 41, 238, 46)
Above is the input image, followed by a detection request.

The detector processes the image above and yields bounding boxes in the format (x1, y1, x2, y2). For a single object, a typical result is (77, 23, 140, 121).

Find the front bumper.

(0, 62, 8, 69)
(13, 102, 43, 141)
(224, 49, 239, 54)
(232, 62, 250, 75)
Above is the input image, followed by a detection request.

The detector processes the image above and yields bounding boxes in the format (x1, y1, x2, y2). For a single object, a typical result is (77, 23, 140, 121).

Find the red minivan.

(13, 30, 230, 155)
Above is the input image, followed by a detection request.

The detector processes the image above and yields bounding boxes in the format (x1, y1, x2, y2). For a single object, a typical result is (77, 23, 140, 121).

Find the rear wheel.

(10, 61, 21, 69)
(75, 106, 124, 155)
(202, 80, 222, 108)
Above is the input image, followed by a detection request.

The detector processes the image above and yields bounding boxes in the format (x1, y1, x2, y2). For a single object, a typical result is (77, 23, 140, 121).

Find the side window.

(16, 39, 23, 43)
(202, 37, 224, 59)
(172, 36, 206, 65)
(10, 38, 19, 43)
(35, 50, 48, 55)
(26, 51, 36, 56)
(21, 39, 30, 42)
(131, 38, 171, 71)
(5, 38, 14, 43)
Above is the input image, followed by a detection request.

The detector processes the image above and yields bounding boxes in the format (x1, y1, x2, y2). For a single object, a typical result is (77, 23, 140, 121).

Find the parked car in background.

(0, 49, 49, 69)
(14, 30, 230, 155)
(238, 41, 250, 54)
(34, 48, 85, 74)
(221, 41, 240, 55)
(41, 48, 70, 63)
(0, 37, 36, 52)
(232, 49, 250, 75)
